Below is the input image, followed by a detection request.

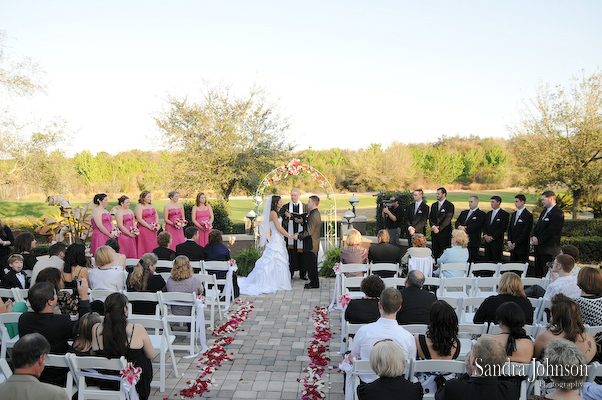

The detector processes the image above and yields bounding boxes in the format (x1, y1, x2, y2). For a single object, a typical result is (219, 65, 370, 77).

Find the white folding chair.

(0, 312, 22, 359)
(473, 276, 500, 297)
(342, 276, 365, 299)
(203, 261, 235, 307)
(128, 316, 178, 392)
(401, 324, 428, 335)
(535, 298, 551, 325)
(0, 357, 11, 382)
(11, 288, 29, 305)
(159, 272, 172, 282)
(498, 262, 529, 278)
(528, 297, 542, 325)
(522, 277, 548, 293)
(346, 323, 365, 351)
(66, 353, 127, 400)
(197, 273, 223, 326)
(90, 289, 121, 303)
(46, 353, 76, 398)
(423, 276, 441, 293)
(458, 296, 488, 323)
(408, 256, 434, 277)
(439, 262, 469, 277)
(457, 323, 488, 360)
(126, 291, 162, 317)
(155, 260, 173, 273)
(586, 361, 601, 383)
(369, 263, 399, 278)
(0, 288, 17, 302)
(340, 263, 369, 277)
(351, 359, 376, 400)
(409, 359, 466, 399)
(438, 296, 463, 318)
(488, 323, 541, 338)
(159, 291, 199, 354)
(125, 258, 140, 267)
(438, 277, 475, 298)
(585, 325, 602, 337)
(381, 277, 405, 289)
(468, 262, 499, 277)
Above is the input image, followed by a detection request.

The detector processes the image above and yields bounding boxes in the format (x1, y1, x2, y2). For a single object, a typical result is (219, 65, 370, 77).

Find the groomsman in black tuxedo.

(295, 196, 321, 289)
(507, 194, 533, 263)
(455, 195, 486, 262)
(530, 190, 564, 277)
(429, 187, 455, 260)
(483, 196, 509, 263)
(279, 188, 308, 280)
(405, 189, 429, 247)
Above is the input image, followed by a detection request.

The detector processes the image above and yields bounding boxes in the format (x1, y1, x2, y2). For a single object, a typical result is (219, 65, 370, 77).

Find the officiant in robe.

(279, 189, 308, 279)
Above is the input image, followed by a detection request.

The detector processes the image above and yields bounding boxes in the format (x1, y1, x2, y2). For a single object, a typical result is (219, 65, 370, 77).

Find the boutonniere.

(518, 219, 523, 223)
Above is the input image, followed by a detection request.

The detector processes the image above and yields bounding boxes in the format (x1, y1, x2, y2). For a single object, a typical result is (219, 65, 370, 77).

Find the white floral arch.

(253, 159, 338, 251)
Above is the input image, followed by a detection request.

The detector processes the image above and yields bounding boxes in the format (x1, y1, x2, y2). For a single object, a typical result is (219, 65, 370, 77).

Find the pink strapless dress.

(137, 208, 158, 257)
(165, 207, 186, 251)
(91, 213, 113, 256)
(118, 213, 138, 258)
(195, 209, 212, 246)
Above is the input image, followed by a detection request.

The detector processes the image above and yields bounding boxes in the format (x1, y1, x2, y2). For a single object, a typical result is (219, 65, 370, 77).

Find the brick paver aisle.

(151, 276, 344, 400)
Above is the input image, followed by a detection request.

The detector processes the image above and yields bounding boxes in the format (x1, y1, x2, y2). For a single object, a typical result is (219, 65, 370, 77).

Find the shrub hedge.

(560, 236, 602, 263)
(182, 199, 233, 234)
(562, 219, 602, 237)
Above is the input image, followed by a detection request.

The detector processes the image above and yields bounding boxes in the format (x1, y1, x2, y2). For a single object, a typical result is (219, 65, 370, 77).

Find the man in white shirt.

(31, 242, 67, 285)
(351, 287, 417, 383)
(543, 254, 581, 300)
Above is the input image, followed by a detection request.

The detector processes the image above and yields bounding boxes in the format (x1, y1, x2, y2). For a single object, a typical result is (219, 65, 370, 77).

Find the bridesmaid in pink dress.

(116, 195, 138, 258)
(135, 191, 160, 257)
(163, 190, 186, 251)
(192, 192, 214, 247)
(90, 193, 116, 256)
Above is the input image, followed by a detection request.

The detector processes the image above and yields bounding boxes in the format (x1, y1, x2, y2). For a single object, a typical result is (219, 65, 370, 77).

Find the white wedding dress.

(239, 218, 292, 296)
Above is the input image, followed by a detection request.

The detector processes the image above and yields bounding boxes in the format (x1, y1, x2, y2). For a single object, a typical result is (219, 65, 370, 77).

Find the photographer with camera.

(382, 195, 404, 247)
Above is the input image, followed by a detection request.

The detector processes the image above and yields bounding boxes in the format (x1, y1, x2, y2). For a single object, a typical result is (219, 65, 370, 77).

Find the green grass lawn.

(0, 190, 545, 228)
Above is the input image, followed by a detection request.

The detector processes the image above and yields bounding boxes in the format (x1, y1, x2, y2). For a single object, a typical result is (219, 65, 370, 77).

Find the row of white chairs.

(438, 261, 530, 278)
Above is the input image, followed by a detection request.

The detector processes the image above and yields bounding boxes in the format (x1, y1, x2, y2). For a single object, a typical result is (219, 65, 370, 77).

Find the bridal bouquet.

(129, 226, 140, 236)
(110, 227, 121, 237)
(150, 222, 160, 232)
(199, 220, 212, 230)
(174, 218, 188, 229)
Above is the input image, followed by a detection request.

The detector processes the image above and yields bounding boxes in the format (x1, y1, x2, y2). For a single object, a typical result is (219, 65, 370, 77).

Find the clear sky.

(1, 1, 601, 155)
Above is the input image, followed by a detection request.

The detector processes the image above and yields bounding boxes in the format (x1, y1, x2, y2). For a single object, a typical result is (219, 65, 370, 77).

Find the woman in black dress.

(91, 292, 155, 400)
(127, 253, 166, 315)
(344, 275, 385, 324)
(152, 231, 176, 261)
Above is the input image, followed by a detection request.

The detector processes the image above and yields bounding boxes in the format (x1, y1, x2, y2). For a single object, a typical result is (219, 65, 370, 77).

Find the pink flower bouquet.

(129, 226, 140, 236)
(175, 217, 187, 229)
(199, 220, 213, 230)
(110, 227, 121, 237)
(150, 222, 160, 232)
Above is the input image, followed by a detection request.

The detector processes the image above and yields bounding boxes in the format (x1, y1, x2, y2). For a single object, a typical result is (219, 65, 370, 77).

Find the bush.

(234, 246, 261, 277)
(562, 219, 602, 237)
(560, 236, 602, 264)
(231, 223, 245, 234)
(31, 244, 50, 257)
(182, 200, 233, 233)
(318, 247, 341, 277)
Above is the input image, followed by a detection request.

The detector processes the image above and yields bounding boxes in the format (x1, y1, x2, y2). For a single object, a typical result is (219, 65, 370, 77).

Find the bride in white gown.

(239, 196, 294, 296)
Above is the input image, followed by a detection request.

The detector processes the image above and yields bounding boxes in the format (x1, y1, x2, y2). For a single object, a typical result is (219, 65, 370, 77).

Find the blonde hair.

(73, 312, 101, 352)
(451, 229, 468, 248)
(346, 228, 362, 247)
(171, 255, 193, 281)
(369, 340, 406, 378)
(498, 272, 525, 297)
(95, 246, 115, 267)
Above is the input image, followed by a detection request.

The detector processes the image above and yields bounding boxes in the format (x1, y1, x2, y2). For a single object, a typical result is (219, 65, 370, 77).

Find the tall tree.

(510, 71, 602, 218)
(155, 84, 291, 199)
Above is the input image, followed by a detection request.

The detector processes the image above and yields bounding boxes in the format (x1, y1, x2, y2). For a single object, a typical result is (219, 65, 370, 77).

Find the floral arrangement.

(228, 259, 238, 271)
(175, 218, 188, 229)
(110, 227, 121, 237)
(179, 300, 254, 398)
(298, 306, 332, 399)
(339, 293, 351, 310)
(150, 222, 160, 232)
(333, 262, 341, 274)
(120, 362, 141, 385)
(199, 220, 212, 230)
(129, 226, 140, 236)
(262, 159, 327, 189)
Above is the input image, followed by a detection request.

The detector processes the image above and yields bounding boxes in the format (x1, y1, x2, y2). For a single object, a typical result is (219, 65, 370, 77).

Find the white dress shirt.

(544, 275, 581, 300)
(351, 317, 416, 383)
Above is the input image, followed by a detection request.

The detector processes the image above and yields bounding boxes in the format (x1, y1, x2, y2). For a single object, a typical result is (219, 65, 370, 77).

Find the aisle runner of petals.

(178, 300, 254, 398)
(298, 306, 333, 399)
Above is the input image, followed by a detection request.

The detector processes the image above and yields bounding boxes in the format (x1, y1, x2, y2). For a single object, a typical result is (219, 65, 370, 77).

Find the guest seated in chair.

(358, 339, 423, 400)
(127, 253, 166, 315)
(204, 230, 231, 261)
(473, 272, 533, 324)
(397, 270, 437, 325)
(433, 229, 469, 278)
(415, 300, 461, 360)
(368, 230, 402, 270)
(166, 255, 204, 316)
(345, 275, 386, 324)
(0, 333, 69, 400)
(400, 234, 432, 276)
(341, 228, 368, 277)
(153, 231, 176, 261)
(485, 302, 534, 363)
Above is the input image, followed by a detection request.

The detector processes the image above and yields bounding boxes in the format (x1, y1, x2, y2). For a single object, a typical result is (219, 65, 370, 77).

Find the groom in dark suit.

(295, 196, 321, 289)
